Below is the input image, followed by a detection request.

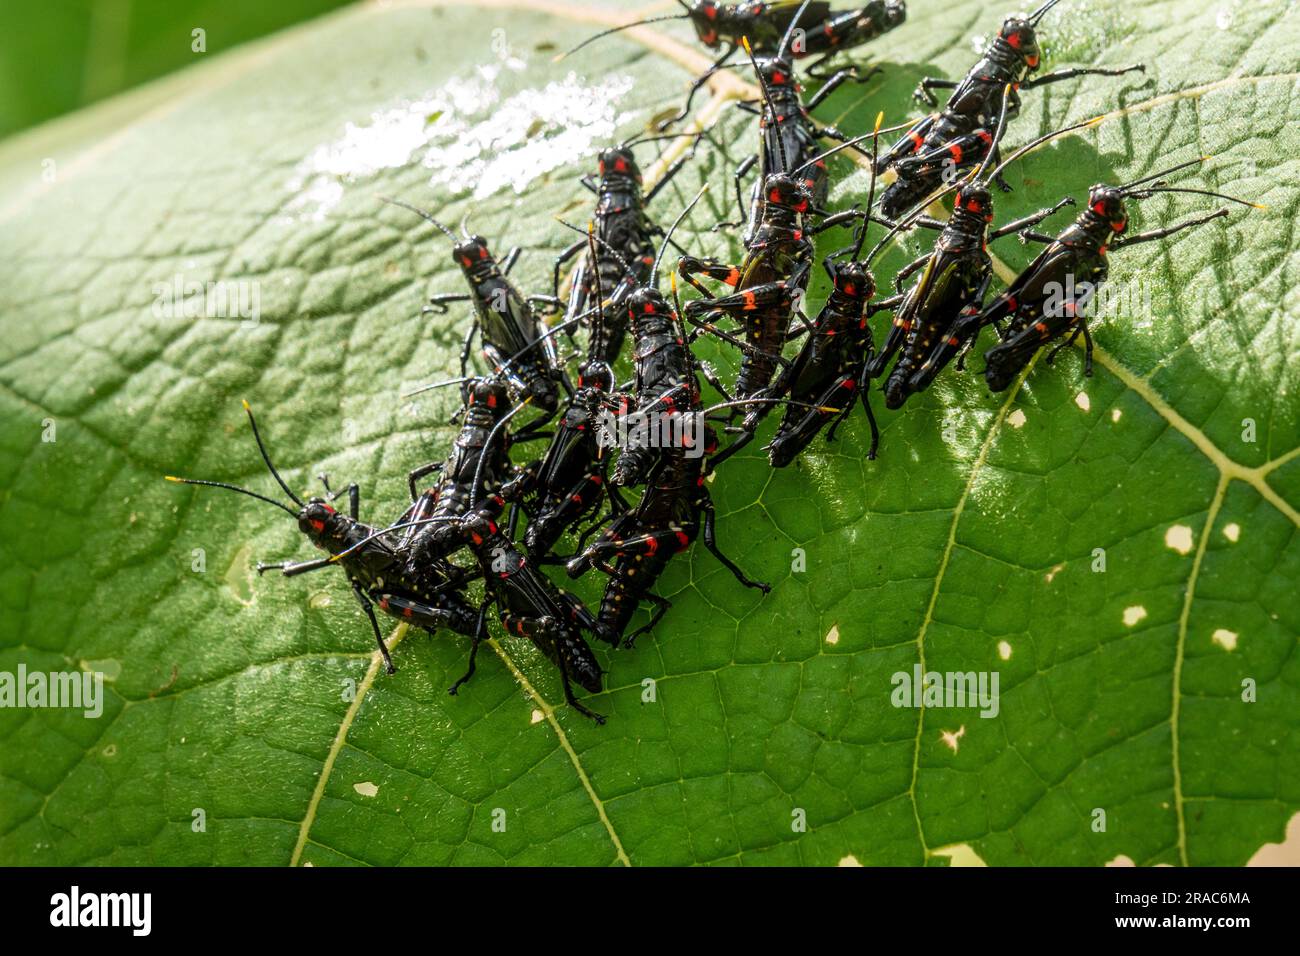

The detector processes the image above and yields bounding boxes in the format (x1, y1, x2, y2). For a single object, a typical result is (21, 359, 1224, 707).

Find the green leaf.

(1, 0, 1297, 867)
(0, 0, 357, 138)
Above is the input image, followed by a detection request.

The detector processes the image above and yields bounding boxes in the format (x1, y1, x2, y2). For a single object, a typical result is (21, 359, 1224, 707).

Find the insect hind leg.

(624, 592, 672, 649)
(449, 599, 492, 696)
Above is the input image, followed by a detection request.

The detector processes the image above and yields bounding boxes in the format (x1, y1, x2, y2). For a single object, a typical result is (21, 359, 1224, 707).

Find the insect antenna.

(849, 113, 887, 259)
(777, 0, 814, 60)
(652, 184, 709, 286)
(377, 196, 457, 240)
(1117, 156, 1210, 192)
(741, 37, 789, 172)
(584, 221, 608, 360)
(329, 516, 462, 563)
(493, 314, 592, 376)
(554, 13, 690, 62)
(668, 272, 694, 374)
(1028, 0, 1064, 26)
(1129, 186, 1265, 209)
(986, 112, 1104, 182)
(400, 376, 472, 398)
(242, 400, 304, 507)
(790, 114, 915, 178)
(163, 476, 299, 517)
(469, 398, 535, 509)
(621, 130, 711, 149)
(702, 396, 843, 418)
(554, 216, 633, 273)
(862, 174, 962, 265)
(974, 84, 1015, 184)
(403, 310, 596, 398)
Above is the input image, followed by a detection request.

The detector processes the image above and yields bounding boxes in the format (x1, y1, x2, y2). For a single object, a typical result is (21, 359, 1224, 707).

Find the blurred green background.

(0, 0, 355, 141)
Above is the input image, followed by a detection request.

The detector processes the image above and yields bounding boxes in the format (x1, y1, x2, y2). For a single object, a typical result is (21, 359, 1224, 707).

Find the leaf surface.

(1, 0, 1297, 866)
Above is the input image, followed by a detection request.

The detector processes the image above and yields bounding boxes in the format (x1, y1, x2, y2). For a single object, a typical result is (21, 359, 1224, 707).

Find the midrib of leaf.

(1171, 474, 1230, 866)
(485, 637, 632, 866)
(290, 625, 411, 867)
(4, 0, 1295, 868)
(908, 356, 1040, 859)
